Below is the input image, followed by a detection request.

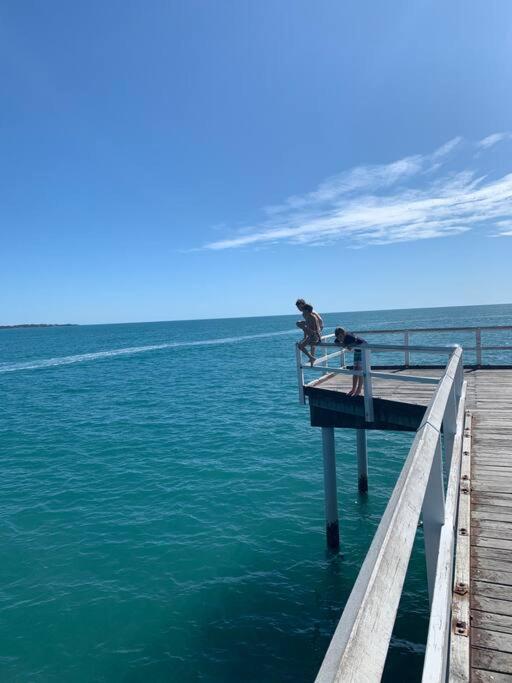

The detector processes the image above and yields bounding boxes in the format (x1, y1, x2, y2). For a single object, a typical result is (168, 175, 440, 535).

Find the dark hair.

(295, 298, 306, 308)
(303, 303, 313, 313)
(334, 327, 346, 337)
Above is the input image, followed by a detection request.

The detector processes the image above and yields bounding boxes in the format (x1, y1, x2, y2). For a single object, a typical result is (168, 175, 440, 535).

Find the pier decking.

(295, 326, 512, 682)
(467, 370, 512, 681)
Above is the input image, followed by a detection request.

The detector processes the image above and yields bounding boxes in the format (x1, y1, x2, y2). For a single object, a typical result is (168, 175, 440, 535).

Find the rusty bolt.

(454, 582, 468, 595)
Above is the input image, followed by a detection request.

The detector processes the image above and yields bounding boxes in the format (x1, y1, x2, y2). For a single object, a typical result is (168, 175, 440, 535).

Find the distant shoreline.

(0, 324, 78, 330)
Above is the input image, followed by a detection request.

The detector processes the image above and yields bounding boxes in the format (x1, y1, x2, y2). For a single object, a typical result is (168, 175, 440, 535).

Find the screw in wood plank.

(462, 474, 469, 480)
(454, 582, 468, 595)
(459, 528, 468, 536)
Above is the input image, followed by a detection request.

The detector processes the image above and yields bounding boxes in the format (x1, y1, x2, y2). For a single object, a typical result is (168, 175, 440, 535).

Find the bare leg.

(353, 370, 363, 396)
(299, 341, 315, 364)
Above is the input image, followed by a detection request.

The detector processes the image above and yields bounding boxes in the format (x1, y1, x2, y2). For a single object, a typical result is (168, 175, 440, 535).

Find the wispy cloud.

(478, 132, 512, 149)
(203, 135, 512, 251)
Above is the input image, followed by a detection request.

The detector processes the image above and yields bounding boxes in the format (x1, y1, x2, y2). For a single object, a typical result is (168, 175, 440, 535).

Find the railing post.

(455, 352, 464, 401)
(356, 429, 368, 493)
(476, 328, 482, 366)
(404, 330, 410, 367)
(362, 347, 374, 422)
(322, 427, 339, 549)
(422, 435, 445, 605)
(295, 343, 305, 405)
(443, 383, 458, 473)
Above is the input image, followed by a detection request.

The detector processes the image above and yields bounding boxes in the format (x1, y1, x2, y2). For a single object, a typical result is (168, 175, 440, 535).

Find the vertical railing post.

(295, 343, 305, 405)
(362, 347, 374, 422)
(404, 330, 410, 368)
(443, 383, 458, 473)
(476, 328, 482, 366)
(422, 435, 445, 605)
(322, 427, 339, 549)
(454, 352, 464, 402)
(356, 429, 368, 493)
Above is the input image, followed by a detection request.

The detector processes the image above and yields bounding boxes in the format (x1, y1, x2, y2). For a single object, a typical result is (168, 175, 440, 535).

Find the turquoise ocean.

(2, 303, 512, 683)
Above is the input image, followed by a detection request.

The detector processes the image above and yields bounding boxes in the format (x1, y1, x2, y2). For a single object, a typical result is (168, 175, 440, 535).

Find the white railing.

(313, 346, 466, 683)
(319, 324, 512, 368)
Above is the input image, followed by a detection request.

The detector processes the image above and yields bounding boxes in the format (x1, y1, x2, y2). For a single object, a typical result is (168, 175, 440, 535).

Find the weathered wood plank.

(473, 581, 512, 602)
(473, 537, 512, 551)
(473, 627, 512, 654)
(472, 667, 512, 682)
(473, 568, 512, 587)
(473, 595, 512, 617)
(450, 410, 472, 682)
(472, 648, 512, 675)
(471, 610, 512, 635)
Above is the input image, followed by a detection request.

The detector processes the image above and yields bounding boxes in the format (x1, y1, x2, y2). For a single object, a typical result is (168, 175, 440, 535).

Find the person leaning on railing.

(334, 327, 367, 397)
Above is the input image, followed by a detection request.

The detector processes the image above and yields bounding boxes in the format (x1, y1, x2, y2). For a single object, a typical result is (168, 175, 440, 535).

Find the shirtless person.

(297, 304, 321, 365)
(296, 299, 323, 359)
(295, 299, 323, 333)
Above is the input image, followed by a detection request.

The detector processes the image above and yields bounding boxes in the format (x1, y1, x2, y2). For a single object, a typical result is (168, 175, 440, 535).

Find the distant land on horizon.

(0, 324, 78, 330)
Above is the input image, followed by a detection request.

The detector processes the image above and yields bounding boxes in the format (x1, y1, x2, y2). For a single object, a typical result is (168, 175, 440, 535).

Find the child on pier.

(297, 304, 322, 365)
(334, 328, 366, 397)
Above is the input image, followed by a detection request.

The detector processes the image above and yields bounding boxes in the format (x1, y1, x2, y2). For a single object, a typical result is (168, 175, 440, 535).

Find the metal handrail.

(314, 348, 465, 683)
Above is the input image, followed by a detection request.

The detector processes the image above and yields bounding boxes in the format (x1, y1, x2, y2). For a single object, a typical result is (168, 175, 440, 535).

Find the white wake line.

(0, 329, 297, 374)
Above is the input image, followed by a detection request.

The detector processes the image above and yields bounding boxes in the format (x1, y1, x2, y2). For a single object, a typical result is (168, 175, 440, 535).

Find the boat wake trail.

(0, 329, 296, 374)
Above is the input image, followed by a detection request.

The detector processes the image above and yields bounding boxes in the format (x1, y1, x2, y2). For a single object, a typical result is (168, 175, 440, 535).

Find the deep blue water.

(1, 304, 511, 682)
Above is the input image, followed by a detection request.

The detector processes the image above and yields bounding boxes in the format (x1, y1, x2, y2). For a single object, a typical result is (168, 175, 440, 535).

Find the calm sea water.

(2, 304, 512, 682)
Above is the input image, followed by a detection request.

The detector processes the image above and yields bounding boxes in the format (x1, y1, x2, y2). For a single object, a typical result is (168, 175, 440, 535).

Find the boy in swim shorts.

(334, 327, 366, 396)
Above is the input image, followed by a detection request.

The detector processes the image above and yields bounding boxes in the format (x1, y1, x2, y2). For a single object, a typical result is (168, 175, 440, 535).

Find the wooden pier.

(466, 369, 512, 682)
(295, 326, 512, 682)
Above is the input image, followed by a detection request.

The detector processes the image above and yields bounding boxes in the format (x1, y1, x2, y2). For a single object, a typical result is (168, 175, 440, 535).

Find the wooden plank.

(473, 627, 512, 654)
(471, 556, 512, 574)
(473, 537, 512, 551)
(472, 667, 512, 682)
(450, 410, 472, 682)
(471, 610, 512, 635)
(473, 568, 512, 587)
(472, 648, 512, 675)
(473, 596, 512, 617)
(473, 510, 512, 524)
(473, 581, 512, 602)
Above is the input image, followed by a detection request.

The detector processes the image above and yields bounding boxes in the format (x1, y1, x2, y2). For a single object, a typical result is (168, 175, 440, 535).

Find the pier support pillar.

(356, 429, 368, 493)
(321, 427, 339, 549)
(422, 437, 445, 605)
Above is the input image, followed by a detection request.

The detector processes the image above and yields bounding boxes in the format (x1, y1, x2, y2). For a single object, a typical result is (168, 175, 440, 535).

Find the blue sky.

(2, 1, 512, 324)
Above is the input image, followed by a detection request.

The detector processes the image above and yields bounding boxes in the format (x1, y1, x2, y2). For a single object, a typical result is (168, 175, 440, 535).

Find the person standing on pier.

(334, 327, 366, 397)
